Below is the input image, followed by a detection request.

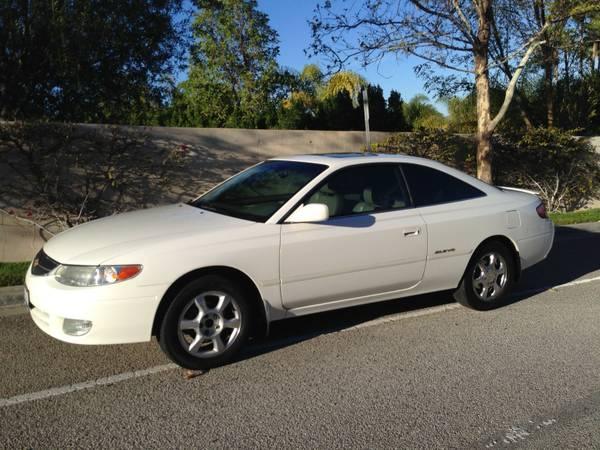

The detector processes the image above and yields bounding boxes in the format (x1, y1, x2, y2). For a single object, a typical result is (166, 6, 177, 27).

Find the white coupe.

(25, 153, 554, 369)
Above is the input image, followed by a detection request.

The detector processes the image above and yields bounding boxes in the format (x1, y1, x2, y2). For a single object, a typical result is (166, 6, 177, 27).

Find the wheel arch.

(152, 266, 269, 339)
(459, 235, 522, 288)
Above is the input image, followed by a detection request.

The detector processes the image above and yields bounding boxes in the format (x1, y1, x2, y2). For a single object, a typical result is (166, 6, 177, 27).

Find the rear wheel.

(158, 275, 252, 370)
(454, 242, 516, 310)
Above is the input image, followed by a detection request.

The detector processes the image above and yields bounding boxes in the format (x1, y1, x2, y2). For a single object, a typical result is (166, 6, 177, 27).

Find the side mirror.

(285, 203, 329, 223)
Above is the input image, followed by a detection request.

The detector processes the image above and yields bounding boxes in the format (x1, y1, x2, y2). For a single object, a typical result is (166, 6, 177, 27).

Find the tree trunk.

(534, 0, 554, 127)
(564, 49, 570, 93)
(475, 51, 493, 183)
(474, 0, 493, 184)
(543, 45, 554, 127)
(475, 83, 493, 183)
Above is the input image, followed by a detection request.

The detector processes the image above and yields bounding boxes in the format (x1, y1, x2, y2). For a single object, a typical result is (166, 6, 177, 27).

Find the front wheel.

(158, 275, 252, 370)
(453, 242, 516, 311)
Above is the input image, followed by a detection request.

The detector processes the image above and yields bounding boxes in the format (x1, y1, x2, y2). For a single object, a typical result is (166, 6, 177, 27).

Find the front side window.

(305, 164, 411, 218)
(401, 163, 485, 207)
(192, 161, 327, 222)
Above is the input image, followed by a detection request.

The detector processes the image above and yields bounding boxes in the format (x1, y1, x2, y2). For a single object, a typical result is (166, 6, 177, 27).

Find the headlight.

(54, 265, 142, 287)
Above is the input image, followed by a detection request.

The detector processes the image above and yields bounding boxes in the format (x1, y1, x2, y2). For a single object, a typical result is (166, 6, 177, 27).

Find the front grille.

(31, 249, 60, 276)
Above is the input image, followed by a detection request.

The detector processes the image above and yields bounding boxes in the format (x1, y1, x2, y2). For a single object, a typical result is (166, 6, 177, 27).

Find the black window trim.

(278, 162, 416, 224)
(399, 162, 487, 208)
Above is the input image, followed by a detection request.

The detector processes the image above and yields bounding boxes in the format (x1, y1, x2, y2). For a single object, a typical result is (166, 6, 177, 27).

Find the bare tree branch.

(452, 0, 475, 42)
(489, 38, 545, 131)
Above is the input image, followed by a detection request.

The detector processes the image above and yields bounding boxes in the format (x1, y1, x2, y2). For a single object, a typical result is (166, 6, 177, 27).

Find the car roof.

(270, 152, 500, 195)
(270, 152, 415, 168)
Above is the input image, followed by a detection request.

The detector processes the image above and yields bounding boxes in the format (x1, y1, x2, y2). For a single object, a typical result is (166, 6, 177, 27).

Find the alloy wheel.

(177, 290, 242, 358)
(471, 252, 508, 301)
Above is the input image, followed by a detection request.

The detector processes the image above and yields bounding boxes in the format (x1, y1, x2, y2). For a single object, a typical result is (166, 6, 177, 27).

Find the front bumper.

(25, 269, 167, 345)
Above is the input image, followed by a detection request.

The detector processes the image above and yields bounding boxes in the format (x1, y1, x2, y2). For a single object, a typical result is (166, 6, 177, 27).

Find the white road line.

(344, 274, 600, 332)
(346, 303, 461, 331)
(0, 364, 177, 408)
(515, 274, 600, 297)
(1, 274, 599, 409)
(551, 274, 600, 289)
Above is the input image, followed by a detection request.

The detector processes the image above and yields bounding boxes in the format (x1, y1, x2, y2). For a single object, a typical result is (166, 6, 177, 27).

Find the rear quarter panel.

(416, 190, 551, 292)
(417, 196, 510, 292)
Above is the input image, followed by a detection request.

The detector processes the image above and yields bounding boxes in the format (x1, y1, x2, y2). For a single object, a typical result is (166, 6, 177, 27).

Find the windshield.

(191, 160, 327, 222)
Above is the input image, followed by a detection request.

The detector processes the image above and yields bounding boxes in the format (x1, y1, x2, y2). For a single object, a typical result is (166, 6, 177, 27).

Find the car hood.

(43, 204, 254, 265)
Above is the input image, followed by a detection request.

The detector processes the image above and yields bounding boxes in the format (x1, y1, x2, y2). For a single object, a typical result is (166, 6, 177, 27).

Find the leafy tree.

(316, 90, 364, 130)
(174, 0, 282, 128)
(0, 0, 185, 123)
(386, 90, 408, 131)
(321, 71, 366, 107)
(310, 0, 566, 182)
(446, 95, 478, 133)
(553, 72, 600, 132)
(366, 85, 388, 131)
(262, 62, 413, 132)
(445, 88, 524, 133)
(277, 65, 323, 129)
(279, 67, 369, 130)
(403, 95, 446, 131)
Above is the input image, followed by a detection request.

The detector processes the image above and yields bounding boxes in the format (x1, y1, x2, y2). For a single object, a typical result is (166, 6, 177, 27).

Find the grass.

(549, 208, 600, 226)
(0, 262, 30, 287)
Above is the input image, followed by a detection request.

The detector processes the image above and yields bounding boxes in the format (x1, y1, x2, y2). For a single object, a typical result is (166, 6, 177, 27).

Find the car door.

(279, 163, 428, 310)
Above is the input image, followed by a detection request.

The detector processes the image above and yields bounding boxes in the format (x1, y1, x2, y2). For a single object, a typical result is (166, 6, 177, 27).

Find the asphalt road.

(1, 224, 599, 449)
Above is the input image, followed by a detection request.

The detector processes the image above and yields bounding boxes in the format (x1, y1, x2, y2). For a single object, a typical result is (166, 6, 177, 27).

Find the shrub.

(373, 130, 477, 174)
(493, 129, 600, 212)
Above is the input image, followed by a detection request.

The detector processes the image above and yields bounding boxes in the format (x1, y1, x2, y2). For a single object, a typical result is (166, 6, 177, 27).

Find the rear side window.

(401, 163, 485, 207)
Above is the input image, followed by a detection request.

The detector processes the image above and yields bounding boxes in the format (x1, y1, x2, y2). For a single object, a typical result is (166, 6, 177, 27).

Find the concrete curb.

(0, 285, 25, 307)
(0, 222, 598, 309)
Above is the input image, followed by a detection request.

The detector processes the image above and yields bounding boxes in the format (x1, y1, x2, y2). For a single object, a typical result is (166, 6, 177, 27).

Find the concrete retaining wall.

(1, 126, 394, 262)
(134, 126, 394, 156)
(0, 214, 50, 263)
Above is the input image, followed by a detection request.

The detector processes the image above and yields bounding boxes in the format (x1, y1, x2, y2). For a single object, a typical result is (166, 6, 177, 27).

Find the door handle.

(403, 228, 420, 237)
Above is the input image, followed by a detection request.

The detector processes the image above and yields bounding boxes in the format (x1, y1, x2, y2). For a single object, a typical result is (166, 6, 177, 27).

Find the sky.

(256, 0, 446, 112)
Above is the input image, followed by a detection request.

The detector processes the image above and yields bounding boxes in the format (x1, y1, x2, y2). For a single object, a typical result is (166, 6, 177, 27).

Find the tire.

(158, 275, 253, 370)
(453, 241, 516, 311)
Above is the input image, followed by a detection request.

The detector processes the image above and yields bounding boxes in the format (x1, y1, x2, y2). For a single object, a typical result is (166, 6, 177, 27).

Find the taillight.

(536, 202, 548, 219)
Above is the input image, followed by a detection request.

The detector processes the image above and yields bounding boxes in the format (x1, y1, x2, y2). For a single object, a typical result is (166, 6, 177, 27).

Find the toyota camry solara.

(25, 153, 554, 369)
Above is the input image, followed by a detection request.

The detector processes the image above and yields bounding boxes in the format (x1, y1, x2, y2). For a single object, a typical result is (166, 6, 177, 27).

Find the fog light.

(63, 318, 93, 336)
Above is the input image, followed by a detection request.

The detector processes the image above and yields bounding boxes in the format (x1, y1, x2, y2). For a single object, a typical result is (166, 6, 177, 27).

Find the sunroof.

(318, 152, 377, 158)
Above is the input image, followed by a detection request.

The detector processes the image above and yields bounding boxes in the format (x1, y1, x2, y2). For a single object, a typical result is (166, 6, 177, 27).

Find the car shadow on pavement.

(511, 225, 600, 298)
(235, 224, 600, 365)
